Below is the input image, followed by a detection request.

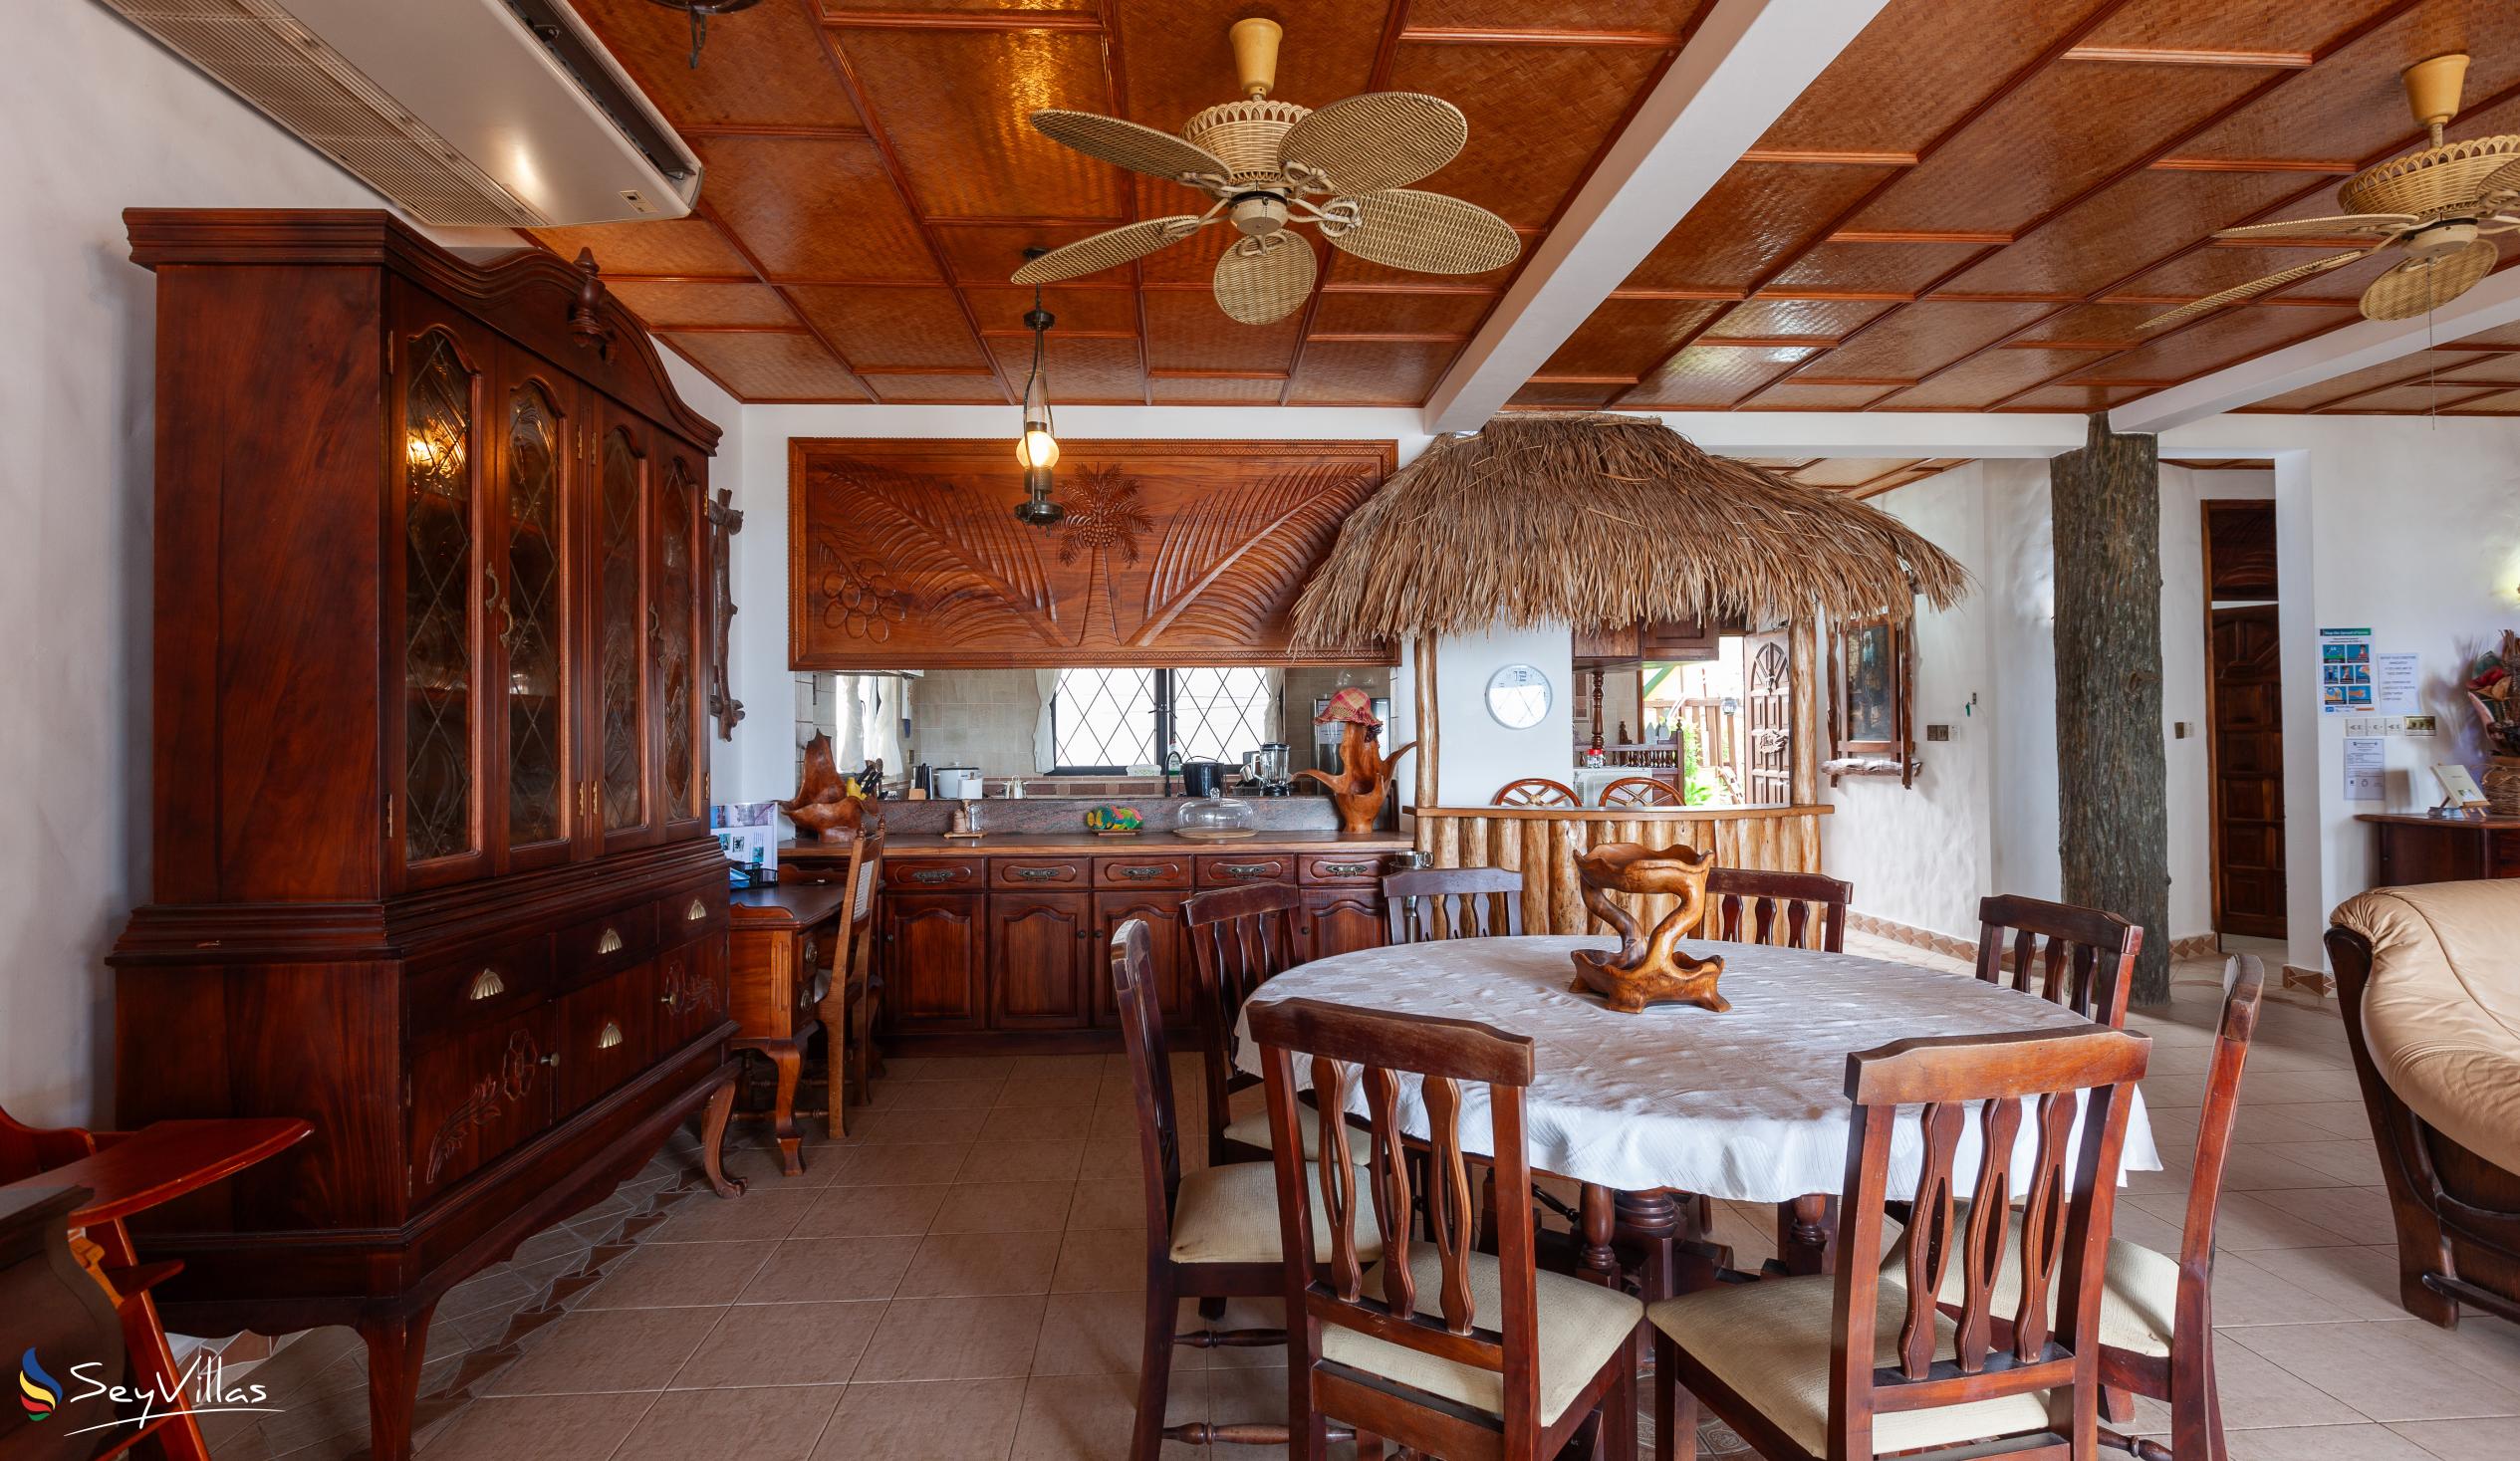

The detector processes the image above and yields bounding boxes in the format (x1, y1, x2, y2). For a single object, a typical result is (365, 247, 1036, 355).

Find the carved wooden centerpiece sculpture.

(782, 732, 873, 843)
(1567, 842, 1728, 1014)
(1297, 686, 1414, 833)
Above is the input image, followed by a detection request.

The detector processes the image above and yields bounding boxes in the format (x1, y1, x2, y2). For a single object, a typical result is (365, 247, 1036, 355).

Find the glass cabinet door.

(498, 368, 572, 865)
(399, 326, 485, 880)
(595, 417, 654, 850)
(656, 455, 703, 828)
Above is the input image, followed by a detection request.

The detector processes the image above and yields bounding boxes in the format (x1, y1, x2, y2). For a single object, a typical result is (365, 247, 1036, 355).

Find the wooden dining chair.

(1111, 921, 1377, 1461)
(1699, 867, 1851, 952)
(1975, 893, 2142, 1029)
(1250, 997, 1643, 1461)
(1896, 956, 2265, 1461)
(1598, 776, 1681, 808)
(1184, 882, 1317, 1168)
(1493, 778, 1581, 808)
(1385, 865, 1525, 945)
(838, 821, 887, 1107)
(1650, 1022, 2151, 1461)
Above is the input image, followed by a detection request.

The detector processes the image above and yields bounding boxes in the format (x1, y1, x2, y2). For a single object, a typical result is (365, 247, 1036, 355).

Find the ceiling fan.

(2143, 53, 2520, 332)
(1009, 18, 1520, 324)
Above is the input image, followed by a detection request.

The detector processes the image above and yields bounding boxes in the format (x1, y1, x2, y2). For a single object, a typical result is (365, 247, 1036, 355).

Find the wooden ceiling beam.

(1424, 0, 1892, 431)
(1396, 26, 1683, 47)
(1830, 229, 2014, 245)
(1739, 148, 1917, 166)
(2150, 156, 2359, 173)
(686, 193, 881, 401)
(2060, 46, 2312, 67)
(820, 10, 1103, 33)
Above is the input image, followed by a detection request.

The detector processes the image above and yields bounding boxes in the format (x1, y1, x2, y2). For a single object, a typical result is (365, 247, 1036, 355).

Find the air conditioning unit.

(98, 0, 700, 228)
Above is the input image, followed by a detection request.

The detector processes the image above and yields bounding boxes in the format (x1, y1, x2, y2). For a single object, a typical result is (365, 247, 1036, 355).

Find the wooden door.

(1092, 891, 1191, 1029)
(882, 893, 986, 1032)
(989, 892, 1092, 1030)
(589, 407, 657, 852)
(1302, 887, 1386, 961)
(653, 447, 709, 835)
(386, 289, 498, 890)
(2208, 603, 2287, 939)
(1742, 631, 1793, 807)
(488, 347, 579, 873)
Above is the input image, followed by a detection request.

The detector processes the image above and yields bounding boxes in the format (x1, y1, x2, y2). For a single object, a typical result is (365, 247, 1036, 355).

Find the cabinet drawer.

(408, 936, 555, 1043)
(1299, 853, 1393, 885)
(551, 961, 662, 1119)
(1094, 855, 1191, 889)
(558, 903, 658, 982)
(408, 1008, 555, 1202)
(659, 886, 727, 948)
(993, 857, 1087, 889)
(1196, 853, 1294, 887)
(887, 858, 982, 889)
(659, 938, 731, 1052)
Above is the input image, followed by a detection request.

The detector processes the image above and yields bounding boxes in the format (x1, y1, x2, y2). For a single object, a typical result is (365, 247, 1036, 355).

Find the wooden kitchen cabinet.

(1092, 890, 1192, 1029)
(989, 891, 1094, 1029)
(1303, 886, 1388, 961)
(882, 892, 987, 1032)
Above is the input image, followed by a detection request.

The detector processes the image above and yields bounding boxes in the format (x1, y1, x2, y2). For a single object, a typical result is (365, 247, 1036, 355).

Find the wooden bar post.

(2050, 414, 2172, 1006)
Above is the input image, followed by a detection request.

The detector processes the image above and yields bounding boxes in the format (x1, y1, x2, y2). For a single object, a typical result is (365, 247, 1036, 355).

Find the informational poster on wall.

(2375, 651, 2421, 714)
(2343, 736, 2386, 801)
(2320, 626, 2374, 714)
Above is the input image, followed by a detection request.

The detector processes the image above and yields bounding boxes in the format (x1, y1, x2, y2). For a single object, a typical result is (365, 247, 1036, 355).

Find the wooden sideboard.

(727, 884, 852, 1173)
(108, 210, 739, 1461)
(788, 833, 1410, 1051)
(2361, 812, 2520, 885)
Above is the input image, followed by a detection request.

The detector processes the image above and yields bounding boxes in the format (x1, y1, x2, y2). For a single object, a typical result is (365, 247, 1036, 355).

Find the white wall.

(0, 3, 486, 1125)
(1430, 623, 1579, 805)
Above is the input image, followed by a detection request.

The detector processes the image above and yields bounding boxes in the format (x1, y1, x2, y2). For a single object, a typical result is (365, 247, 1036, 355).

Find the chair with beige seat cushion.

(1884, 959, 2264, 1461)
(2331, 883, 2520, 1331)
(1250, 995, 1642, 1461)
(1109, 919, 1372, 1461)
(1649, 1023, 2151, 1461)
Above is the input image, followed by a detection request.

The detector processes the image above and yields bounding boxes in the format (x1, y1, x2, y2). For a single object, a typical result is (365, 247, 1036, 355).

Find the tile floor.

(198, 938, 2520, 1460)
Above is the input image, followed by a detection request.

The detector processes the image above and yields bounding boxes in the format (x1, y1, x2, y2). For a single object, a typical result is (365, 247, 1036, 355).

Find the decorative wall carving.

(788, 439, 1396, 668)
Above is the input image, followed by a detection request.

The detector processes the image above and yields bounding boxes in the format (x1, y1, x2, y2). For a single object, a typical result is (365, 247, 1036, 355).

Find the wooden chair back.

(2170, 955, 2264, 1310)
(1831, 1024, 2151, 1458)
(1597, 776, 1680, 808)
(1699, 866, 1850, 952)
(1110, 919, 1186, 1242)
(1183, 881, 1308, 1164)
(1492, 778, 1579, 808)
(1384, 866, 1525, 945)
(1248, 997, 1550, 1449)
(1973, 894, 2141, 1028)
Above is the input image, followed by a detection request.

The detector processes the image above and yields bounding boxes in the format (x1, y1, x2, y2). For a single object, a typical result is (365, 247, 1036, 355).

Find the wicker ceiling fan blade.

(1213, 235, 1317, 324)
(1030, 111, 1231, 185)
(2360, 236, 2497, 321)
(1277, 92, 1468, 196)
(1324, 189, 1520, 275)
(2138, 249, 2376, 332)
(2482, 157, 2520, 204)
(1012, 217, 1209, 284)
(2210, 213, 2420, 242)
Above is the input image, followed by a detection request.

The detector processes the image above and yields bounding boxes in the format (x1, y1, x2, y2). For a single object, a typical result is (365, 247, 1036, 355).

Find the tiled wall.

(910, 669, 1044, 777)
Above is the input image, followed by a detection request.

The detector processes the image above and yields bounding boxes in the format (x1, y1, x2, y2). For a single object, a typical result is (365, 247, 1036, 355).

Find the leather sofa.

(2329, 879, 2520, 1329)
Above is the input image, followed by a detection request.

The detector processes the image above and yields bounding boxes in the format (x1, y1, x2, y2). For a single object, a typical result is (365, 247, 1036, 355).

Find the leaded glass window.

(403, 332, 475, 863)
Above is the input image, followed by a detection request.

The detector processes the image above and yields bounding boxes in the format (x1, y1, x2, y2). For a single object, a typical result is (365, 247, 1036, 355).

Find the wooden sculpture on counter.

(1567, 841, 1728, 1014)
(781, 733, 875, 843)
(1296, 687, 1416, 834)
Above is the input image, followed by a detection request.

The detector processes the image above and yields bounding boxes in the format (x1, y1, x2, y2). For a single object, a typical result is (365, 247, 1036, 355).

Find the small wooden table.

(2360, 811, 2520, 885)
(728, 883, 854, 1173)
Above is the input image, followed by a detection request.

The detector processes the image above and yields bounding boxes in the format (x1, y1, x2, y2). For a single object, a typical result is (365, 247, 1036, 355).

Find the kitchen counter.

(783, 830, 1412, 860)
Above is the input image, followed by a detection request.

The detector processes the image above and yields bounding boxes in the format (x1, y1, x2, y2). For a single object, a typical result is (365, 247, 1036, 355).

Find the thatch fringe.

(1290, 414, 1969, 649)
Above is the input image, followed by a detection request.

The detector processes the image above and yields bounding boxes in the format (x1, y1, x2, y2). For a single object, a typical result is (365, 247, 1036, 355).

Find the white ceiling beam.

(1419, 0, 1894, 435)
(1635, 410, 2086, 457)
(2111, 267, 2520, 434)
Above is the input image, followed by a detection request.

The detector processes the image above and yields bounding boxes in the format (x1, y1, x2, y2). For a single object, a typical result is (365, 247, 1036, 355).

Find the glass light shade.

(1016, 427, 1060, 470)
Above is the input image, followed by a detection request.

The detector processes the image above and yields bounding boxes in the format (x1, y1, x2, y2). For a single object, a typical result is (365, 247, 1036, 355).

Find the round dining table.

(1231, 933, 2160, 1291)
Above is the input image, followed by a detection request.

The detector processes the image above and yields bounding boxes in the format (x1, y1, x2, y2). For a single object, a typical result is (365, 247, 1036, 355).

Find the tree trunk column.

(2050, 414, 2172, 1006)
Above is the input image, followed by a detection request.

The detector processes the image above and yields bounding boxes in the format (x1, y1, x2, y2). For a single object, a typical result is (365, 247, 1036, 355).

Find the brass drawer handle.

(685, 898, 706, 922)
(1216, 862, 1279, 876)
(801, 937, 820, 969)
(1009, 866, 1069, 881)
(466, 969, 506, 1001)
(908, 868, 957, 884)
(658, 989, 683, 1012)
(597, 926, 625, 955)
(597, 1021, 624, 1050)
(538, 1052, 563, 1069)
(1117, 865, 1168, 879)
(1317, 861, 1379, 875)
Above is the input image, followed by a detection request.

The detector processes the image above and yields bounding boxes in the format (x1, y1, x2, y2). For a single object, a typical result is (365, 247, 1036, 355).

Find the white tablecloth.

(1231, 935, 2160, 1205)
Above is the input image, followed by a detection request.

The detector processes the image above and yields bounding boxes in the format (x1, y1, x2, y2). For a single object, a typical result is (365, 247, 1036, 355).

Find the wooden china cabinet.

(109, 211, 738, 1461)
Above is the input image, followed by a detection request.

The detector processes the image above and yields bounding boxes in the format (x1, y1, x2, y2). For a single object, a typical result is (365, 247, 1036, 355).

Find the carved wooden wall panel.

(789, 439, 1395, 668)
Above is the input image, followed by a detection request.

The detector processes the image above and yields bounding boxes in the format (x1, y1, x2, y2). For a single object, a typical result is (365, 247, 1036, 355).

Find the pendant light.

(1013, 249, 1064, 526)
(640, 0, 761, 69)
